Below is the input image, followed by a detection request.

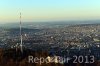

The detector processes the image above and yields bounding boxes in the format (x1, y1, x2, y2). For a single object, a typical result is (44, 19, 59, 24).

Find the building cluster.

(0, 24, 100, 61)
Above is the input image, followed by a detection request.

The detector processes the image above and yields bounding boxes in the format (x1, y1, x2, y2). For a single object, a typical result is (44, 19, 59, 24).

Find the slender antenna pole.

(20, 12, 23, 53)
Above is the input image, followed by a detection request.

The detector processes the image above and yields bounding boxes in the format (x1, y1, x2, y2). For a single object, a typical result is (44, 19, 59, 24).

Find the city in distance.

(0, 20, 100, 66)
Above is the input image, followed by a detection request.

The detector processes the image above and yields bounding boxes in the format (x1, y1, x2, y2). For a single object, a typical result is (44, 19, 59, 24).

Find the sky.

(0, 0, 100, 23)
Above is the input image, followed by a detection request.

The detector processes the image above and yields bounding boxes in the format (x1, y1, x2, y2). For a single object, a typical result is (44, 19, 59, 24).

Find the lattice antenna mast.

(20, 12, 23, 53)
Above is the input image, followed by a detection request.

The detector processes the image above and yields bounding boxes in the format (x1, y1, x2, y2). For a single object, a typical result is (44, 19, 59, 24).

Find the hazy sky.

(0, 0, 100, 23)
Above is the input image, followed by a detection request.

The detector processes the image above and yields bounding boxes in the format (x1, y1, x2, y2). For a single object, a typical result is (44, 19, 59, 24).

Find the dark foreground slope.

(0, 48, 64, 66)
(0, 48, 99, 66)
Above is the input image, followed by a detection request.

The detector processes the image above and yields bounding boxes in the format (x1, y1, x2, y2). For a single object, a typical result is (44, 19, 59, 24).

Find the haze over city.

(0, 0, 100, 23)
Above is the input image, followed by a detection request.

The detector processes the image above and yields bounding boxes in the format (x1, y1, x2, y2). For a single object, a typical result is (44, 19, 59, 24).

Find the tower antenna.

(20, 12, 23, 53)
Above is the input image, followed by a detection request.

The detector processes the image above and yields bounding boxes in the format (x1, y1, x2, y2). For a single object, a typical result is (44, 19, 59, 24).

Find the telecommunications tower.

(20, 12, 23, 53)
